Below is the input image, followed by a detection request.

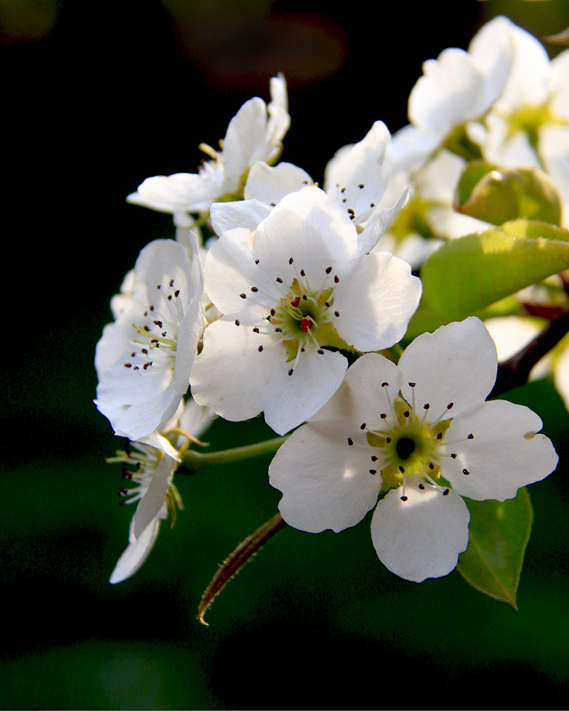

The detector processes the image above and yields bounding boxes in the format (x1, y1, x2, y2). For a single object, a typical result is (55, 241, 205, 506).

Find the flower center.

(270, 278, 346, 362)
(124, 279, 184, 373)
(366, 390, 452, 494)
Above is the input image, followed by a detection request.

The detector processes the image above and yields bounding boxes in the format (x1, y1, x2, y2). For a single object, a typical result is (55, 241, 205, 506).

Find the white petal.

(210, 198, 272, 235)
(334, 251, 422, 351)
(442, 399, 558, 501)
(312, 352, 403, 431)
(190, 316, 281, 422)
(255, 186, 360, 270)
(409, 48, 485, 133)
(204, 227, 279, 318)
(244, 161, 313, 203)
(109, 513, 163, 584)
(370, 478, 470, 582)
(133, 456, 178, 539)
(398, 318, 498, 419)
(358, 187, 410, 255)
(221, 97, 272, 190)
(264, 346, 348, 435)
(269, 420, 383, 532)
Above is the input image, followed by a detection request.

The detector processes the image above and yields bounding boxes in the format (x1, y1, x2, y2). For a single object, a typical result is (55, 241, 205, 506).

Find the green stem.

(180, 435, 289, 472)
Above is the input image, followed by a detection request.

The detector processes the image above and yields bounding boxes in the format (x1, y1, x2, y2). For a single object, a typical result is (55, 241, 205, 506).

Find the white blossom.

(190, 186, 422, 435)
(95, 237, 205, 443)
(126, 75, 290, 224)
(269, 318, 558, 582)
(408, 16, 513, 144)
(109, 399, 216, 584)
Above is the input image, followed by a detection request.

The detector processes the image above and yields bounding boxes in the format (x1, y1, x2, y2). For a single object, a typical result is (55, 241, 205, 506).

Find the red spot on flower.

(301, 318, 312, 332)
(291, 296, 301, 308)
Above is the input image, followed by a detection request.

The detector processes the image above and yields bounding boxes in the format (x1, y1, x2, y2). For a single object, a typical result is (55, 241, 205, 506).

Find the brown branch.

(491, 311, 569, 398)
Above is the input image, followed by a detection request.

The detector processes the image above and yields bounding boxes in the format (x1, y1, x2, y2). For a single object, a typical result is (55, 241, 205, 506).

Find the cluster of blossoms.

(96, 16, 564, 594)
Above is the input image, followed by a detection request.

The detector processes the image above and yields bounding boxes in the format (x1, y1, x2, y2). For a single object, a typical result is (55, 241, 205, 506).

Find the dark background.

(3, 0, 569, 708)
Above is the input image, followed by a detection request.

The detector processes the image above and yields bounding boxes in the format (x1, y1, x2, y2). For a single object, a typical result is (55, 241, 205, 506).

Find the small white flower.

(95, 237, 205, 442)
(109, 399, 216, 584)
(126, 75, 290, 223)
(269, 318, 558, 582)
(408, 16, 513, 142)
(190, 186, 422, 435)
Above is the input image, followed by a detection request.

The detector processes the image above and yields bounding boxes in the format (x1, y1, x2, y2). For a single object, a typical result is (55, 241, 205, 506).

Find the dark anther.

(240, 293, 247, 299)
(463, 468, 470, 475)
(400, 495, 408, 502)
(360, 423, 366, 430)
(369, 469, 377, 475)
(325, 266, 332, 274)
(347, 438, 353, 446)
(468, 434, 474, 439)
(443, 489, 449, 496)
(251, 286, 259, 293)
(258, 345, 263, 352)
(451, 453, 457, 459)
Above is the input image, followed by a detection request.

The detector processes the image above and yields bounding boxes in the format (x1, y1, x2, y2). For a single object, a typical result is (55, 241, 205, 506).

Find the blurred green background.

(3, 0, 569, 708)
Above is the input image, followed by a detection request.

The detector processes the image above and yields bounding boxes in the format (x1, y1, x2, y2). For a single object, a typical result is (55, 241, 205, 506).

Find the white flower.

(269, 318, 558, 582)
(190, 186, 422, 435)
(211, 121, 409, 255)
(95, 237, 205, 443)
(408, 16, 513, 143)
(109, 399, 216, 584)
(467, 19, 569, 223)
(126, 75, 290, 224)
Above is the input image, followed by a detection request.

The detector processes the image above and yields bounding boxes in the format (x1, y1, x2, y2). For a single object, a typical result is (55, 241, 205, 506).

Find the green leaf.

(455, 163, 562, 226)
(421, 219, 569, 321)
(457, 488, 533, 609)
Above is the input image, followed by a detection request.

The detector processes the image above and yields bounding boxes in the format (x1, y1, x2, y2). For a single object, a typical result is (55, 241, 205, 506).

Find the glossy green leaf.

(457, 488, 533, 609)
(421, 219, 569, 321)
(455, 164, 562, 226)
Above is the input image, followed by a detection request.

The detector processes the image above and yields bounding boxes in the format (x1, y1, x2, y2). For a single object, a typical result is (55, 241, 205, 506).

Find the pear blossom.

(467, 19, 569, 223)
(95, 237, 205, 443)
(126, 75, 290, 225)
(269, 318, 558, 582)
(109, 399, 216, 584)
(190, 186, 422, 435)
(407, 16, 513, 149)
(211, 121, 410, 255)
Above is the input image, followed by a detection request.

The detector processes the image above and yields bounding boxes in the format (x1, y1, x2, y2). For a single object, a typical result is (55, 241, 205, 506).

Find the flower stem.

(197, 512, 287, 626)
(180, 435, 289, 472)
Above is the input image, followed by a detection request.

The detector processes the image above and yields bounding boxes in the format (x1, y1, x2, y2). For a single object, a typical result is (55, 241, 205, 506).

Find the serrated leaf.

(457, 488, 533, 609)
(421, 219, 569, 321)
(455, 164, 561, 226)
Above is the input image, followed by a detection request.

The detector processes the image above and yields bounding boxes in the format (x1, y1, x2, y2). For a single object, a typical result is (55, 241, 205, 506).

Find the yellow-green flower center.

(366, 393, 452, 492)
(270, 278, 347, 361)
